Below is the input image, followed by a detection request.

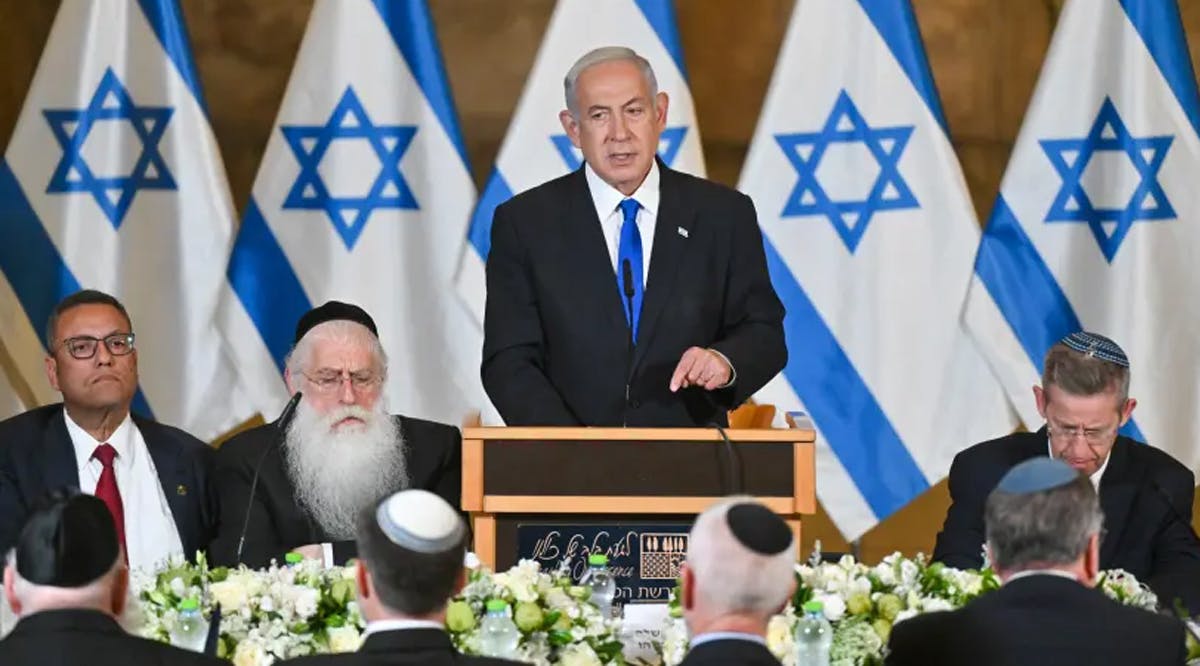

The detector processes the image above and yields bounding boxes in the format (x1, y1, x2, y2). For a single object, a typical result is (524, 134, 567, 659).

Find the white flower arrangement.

(661, 551, 1166, 666)
(132, 554, 363, 664)
(445, 558, 623, 665)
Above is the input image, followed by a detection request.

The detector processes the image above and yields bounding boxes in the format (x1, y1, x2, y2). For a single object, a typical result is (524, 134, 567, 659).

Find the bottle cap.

(588, 553, 608, 566)
(179, 597, 200, 612)
(285, 552, 304, 564)
(486, 599, 509, 612)
(802, 600, 824, 614)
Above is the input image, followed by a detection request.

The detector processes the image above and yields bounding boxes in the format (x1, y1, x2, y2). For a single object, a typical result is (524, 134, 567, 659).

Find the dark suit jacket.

(276, 628, 525, 666)
(0, 608, 225, 666)
(0, 403, 217, 561)
(209, 415, 461, 568)
(678, 637, 781, 666)
(482, 160, 787, 427)
(932, 428, 1200, 612)
(885, 575, 1187, 666)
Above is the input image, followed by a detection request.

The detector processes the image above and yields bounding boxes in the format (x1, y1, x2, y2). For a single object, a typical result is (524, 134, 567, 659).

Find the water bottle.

(580, 553, 617, 618)
(794, 600, 832, 666)
(169, 597, 208, 652)
(478, 599, 520, 658)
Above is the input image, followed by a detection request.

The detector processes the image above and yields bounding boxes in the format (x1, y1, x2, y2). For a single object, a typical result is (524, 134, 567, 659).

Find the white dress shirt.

(363, 618, 444, 638)
(585, 160, 660, 287)
(64, 411, 184, 570)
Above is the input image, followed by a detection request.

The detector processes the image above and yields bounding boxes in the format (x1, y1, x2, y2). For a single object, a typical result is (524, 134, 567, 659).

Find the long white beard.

(283, 400, 407, 540)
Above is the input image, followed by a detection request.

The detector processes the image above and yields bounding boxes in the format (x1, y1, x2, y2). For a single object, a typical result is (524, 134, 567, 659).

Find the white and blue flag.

(220, 0, 483, 424)
(964, 0, 1200, 471)
(455, 0, 705, 323)
(741, 0, 1017, 539)
(0, 363, 25, 421)
(0, 0, 251, 439)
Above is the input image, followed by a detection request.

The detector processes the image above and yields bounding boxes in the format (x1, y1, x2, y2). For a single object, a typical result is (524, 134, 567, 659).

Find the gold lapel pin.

(176, 484, 188, 496)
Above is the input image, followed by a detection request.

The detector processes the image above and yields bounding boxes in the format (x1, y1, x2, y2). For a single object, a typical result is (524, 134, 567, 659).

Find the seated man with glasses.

(0, 289, 217, 567)
(933, 332, 1200, 612)
(209, 301, 462, 569)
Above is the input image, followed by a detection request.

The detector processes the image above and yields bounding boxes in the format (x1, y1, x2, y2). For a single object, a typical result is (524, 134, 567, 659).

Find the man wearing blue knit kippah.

(890, 458, 1186, 666)
(933, 331, 1200, 613)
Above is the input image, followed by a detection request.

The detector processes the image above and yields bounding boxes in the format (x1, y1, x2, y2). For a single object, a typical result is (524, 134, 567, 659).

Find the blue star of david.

(43, 67, 176, 229)
(550, 126, 689, 171)
(774, 90, 918, 253)
(1040, 97, 1174, 263)
(281, 86, 418, 250)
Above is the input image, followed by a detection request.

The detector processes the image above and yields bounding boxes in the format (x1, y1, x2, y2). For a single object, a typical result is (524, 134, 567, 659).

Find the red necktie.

(91, 444, 126, 557)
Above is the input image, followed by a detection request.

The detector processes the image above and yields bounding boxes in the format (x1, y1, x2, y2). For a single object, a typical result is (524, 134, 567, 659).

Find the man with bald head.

(678, 497, 795, 666)
(483, 46, 785, 427)
(210, 301, 462, 568)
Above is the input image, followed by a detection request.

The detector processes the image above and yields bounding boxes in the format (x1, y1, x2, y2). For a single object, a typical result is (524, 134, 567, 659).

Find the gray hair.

(685, 497, 794, 616)
(563, 46, 658, 117)
(985, 473, 1103, 573)
(284, 319, 388, 380)
(1042, 342, 1130, 406)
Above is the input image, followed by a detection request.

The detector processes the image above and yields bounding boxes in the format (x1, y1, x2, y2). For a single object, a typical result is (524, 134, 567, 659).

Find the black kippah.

(294, 301, 378, 344)
(726, 503, 792, 555)
(16, 491, 119, 588)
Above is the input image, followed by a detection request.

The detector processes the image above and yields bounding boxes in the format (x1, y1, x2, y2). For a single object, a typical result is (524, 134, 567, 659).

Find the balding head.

(681, 497, 795, 636)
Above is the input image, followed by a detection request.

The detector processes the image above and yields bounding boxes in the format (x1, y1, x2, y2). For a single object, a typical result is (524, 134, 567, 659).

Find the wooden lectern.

(461, 427, 816, 571)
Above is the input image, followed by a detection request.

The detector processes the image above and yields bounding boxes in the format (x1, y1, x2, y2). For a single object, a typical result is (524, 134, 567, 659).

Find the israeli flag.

(455, 0, 705, 322)
(220, 0, 483, 424)
(964, 0, 1200, 471)
(742, 0, 1018, 539)
(0, 367, 25, 421)
(0, 0, 251, 439)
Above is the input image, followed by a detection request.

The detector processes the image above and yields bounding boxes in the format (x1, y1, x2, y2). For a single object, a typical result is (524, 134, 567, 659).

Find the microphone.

(203, 603, 222, 656)
(235, 391, 303, 564)
(708, 421, 743, 495)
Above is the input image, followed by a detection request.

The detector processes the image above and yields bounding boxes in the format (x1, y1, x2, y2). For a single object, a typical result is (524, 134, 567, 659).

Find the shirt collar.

(364, 618, 444, 637)
(1045, 436, 1110, 489)
(584, 159, 660, 223)
(689, 631, 767, 648)
(63, 409, 135, 466)
(1004, 568, 1079, 585)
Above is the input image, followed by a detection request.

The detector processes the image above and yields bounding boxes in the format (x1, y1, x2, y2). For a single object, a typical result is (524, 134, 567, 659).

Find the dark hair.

(45, 290, 132, 350)
(985, 473, 1103, 573)
(1042, 342, 1130, 405)
(354, 504, 466, 615)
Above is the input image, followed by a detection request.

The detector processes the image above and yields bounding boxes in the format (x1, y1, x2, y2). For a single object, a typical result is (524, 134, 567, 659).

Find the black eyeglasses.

(59, 334, 136, 360)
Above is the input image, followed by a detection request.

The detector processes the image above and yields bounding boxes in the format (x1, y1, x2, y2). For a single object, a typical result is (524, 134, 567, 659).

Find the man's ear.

(680, 563, 695, 611)
(654, 91, 670, 128)
(44, 354, 60, 392)
(559, 110, 581, 148)
(1033, 385, 1047, 419)
(4, 565, 21, 617)
(356, 560, 372, 601)
(111, 564, 129, 617)
(1119, 398, 1137, 426)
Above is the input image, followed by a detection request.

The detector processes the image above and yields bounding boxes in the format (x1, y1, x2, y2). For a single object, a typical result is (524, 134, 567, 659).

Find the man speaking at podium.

(482, 47, 786, 427)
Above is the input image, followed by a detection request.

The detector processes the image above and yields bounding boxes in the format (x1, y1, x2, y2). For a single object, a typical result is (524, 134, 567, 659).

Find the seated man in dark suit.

(277, 489, 522, 666)
(889, 458, 1185, 666)
(678, 498, 794, 666)
(1, 492, 222, 665)
(210, 302, 462, 568)
(933, 331, 1200, 612)
(0, 289, 217, 568)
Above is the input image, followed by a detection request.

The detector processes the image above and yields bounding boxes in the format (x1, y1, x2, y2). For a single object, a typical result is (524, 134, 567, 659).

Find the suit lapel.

(42, 407, 80, 491)
(1097, 438, 1140, 565)
(633, 162, 695, 370)
(137, 418, 193, 550)
(566, 167, 631, 335)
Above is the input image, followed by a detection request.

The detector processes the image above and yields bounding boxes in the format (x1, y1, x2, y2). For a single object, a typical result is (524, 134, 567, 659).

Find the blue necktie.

(617, 198, 644, 344)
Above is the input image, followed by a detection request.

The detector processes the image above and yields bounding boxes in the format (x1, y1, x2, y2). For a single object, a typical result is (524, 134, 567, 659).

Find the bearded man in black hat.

(209, 302, 462, 569)
(1, 492, 223, 665)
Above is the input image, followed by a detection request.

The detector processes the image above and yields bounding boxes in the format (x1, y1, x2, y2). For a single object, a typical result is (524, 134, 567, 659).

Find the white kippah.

(375, 489, 465, 553)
